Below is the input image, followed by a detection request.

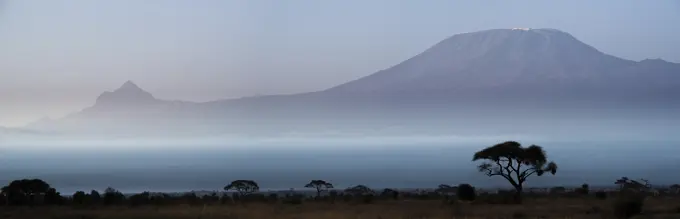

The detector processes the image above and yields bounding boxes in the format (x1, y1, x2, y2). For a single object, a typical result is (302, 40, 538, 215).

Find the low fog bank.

(1, 136, 679, 194)
(3, 107, 678, 194)
(19, 106, 680, 139)
(5, 112, 680, 150)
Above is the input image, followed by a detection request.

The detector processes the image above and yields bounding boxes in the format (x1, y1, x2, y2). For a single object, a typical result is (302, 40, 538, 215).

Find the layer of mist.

(2, 135, 678, 194)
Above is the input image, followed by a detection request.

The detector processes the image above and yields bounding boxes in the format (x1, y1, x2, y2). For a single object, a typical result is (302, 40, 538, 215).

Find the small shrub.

(595, 191, 607, 200)
(283, 194, 303, 205)
(457, 183, 476, 201)
(72, 191, 87, 205)
(128, 192, 151, 207)
(613, 196, 644, 219)
(361, 194, 374, 204)
(549, 186, 566, 195)
(578, 183, 589, 195)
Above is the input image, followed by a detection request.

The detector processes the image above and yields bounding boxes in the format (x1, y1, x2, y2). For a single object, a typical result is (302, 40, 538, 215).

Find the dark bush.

(457, 183, 476, 201)
(150, 193, 171, 206)
(128, 192, 151, 207)
(45, 188, 65, 205)
(283, 194, 304, 205)
(594, 191, 607, 200)
(578, 183, 589, 195)
(72, 191, 87, 205)
(380, 188, 399, 200)
(613, 196, 644, 219)
(361, 194, 374, 204)
(181, 192, 202, 206)
(89, 190, 101, 205)
(549, 186, 566, 195)
(103, 187, 125, 206)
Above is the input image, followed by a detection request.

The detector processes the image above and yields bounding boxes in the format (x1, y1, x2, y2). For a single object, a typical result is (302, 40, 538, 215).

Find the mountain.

(324, 28, 680, 105)
(93, 80, 161, 108)
(25, 28, 680, 137)
(27, 81, 200, 135)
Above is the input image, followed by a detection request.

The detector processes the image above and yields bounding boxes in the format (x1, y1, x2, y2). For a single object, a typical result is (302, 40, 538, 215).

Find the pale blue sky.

(1, 0, 679, 126)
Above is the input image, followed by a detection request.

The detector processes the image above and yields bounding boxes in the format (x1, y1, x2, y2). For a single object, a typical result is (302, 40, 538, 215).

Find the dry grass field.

(2, 196, 680, 219)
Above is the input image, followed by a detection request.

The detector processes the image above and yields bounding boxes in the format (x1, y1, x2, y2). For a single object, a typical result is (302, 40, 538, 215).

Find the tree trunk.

(513, 186, 523, 204)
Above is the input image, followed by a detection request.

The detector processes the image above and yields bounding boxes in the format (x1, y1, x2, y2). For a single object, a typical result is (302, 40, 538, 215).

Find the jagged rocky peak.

(94, 80, 158, 107)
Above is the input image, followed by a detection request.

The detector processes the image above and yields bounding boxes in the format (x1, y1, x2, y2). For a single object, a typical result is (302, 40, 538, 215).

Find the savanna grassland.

(2, 192, 680, 219)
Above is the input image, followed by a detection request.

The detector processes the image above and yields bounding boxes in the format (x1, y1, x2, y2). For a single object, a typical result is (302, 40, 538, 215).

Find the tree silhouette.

(670, 184, 680, 194)
(224, 180, 259, 196)
(344, 185, 373, 195)
(129, 192, 151, 207)
(72, 191, 87, 205)
(89, 190, 102, 204)
(344, 185, 375, 204)
(1, 179, 52, 205)
(472, 141, 557, 202)
(103, 187, 125, 206)
(435, 184, 458, 195)
(615, 177, 630, 190)
(44, 188, 63, 205)
(380, 188, 399, 200)
(304, 180, 334, 198)
(456, 184, 476, 201)
(614, 177, 651, 193)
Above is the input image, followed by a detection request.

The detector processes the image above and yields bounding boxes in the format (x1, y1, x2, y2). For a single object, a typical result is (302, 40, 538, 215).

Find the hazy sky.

(1, 0, 679, 126)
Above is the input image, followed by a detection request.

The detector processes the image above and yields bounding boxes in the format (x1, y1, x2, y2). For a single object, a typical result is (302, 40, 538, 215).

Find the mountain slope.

(324, 28, 679, 104)
(25, 28, 680, 136)
(27, 81, 201, 135)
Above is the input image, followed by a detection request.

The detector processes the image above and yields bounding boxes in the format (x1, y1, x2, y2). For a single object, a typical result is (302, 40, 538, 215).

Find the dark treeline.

(2, 141, 678, 218)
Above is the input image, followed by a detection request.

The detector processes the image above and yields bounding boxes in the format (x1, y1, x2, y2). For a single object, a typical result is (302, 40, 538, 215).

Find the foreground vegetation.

(2, 141, 680, 218)
(2, 190, 680, 219)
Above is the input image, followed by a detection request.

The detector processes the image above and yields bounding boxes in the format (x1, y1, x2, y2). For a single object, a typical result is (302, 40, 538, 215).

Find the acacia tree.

(345, 185, 375, 203)
(224, 180, 259, 197)
(344, 185, 374, 196)
(304, 180, 334, 198)
(614, 177, 651, 193)
(472, 141, 557, 202)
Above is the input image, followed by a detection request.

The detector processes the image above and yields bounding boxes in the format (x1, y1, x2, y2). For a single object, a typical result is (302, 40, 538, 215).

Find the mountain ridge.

(24, 28, 680, 136)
